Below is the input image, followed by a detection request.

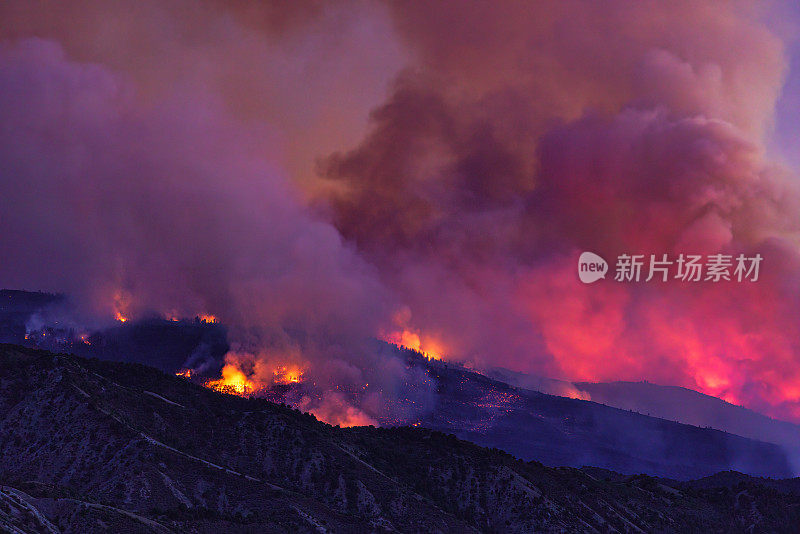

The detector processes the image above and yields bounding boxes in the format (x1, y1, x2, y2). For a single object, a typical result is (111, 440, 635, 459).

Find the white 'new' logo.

(578, 252, 608, 283)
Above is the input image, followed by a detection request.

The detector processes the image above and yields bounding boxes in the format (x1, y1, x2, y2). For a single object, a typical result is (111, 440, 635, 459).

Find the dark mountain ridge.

(0, 286, 794, 482)
(485, 367, 800, 467)
(2, 344, 800, 532)
(574, 380, 800, 465)
(394, 350, 793, 480)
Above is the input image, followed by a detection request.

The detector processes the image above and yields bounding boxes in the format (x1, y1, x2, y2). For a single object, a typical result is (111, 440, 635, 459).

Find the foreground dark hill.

(392, 349, 793, 480)
(2, 345, 800, 533)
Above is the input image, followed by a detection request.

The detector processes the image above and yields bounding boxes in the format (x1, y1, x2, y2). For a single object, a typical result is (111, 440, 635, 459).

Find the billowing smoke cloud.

(2, 1, 800, 424)
(323, 1, 800, 422)
(0, 36, 421, 424)
(0, 0, 426, 426)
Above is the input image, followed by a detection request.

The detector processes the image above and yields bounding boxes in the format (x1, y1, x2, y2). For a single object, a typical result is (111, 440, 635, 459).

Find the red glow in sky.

(1, 1, 800, 424)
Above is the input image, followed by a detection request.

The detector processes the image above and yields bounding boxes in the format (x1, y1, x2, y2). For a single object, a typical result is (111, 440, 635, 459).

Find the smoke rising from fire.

(2, 1, 800, 424)
(323, 1, 800, 422)
(0, 36, 409, 423)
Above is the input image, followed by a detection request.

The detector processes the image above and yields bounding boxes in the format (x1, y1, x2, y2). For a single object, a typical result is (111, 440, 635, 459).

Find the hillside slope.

(4, 285, 793, 481)
(402, 353, 792, 479)
(575, 380, 800, 463)
(2, 345, 800, 532)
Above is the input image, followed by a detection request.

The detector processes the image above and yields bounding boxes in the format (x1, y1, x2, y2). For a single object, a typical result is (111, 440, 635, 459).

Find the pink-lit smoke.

(1, 1, 800, 424)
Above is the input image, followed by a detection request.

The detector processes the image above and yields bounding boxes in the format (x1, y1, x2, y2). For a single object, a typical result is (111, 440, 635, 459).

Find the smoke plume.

(2, 1, 800, 424)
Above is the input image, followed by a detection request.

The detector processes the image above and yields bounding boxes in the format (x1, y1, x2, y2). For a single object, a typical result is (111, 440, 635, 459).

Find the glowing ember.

(175, 369, 193, 379)
(273, 364, 304, 385)
(299, 392, 378, 427)
(205, 363, 255, 396)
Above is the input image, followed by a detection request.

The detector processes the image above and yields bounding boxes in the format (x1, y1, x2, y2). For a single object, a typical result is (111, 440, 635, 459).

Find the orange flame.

(299, 392, 377, 427)
(112, 290, 130, 323)
(273, 364, 304, 385)
(383, 329, 445, 360)
(200, 351, 308, 399)
(175, 369, 193, 379)
(205, 363, 255, 396)
(199, 355, 372, 427)
(162, 312, 218, 323)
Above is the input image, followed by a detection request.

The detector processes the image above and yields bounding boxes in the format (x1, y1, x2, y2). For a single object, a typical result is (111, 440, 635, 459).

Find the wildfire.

(383, 329, 445, 360)
(198, 355, 373, 427)
(197, 356, 307, 400)
(299, 392, 378, 427)
(381, 308, 447, 360)
(112, 290, 130, 323)
(161, 312, 218, 323)
(205, 363, 256, 396)
(175, 369, 193, 379)
(273, 364, 304, 385)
